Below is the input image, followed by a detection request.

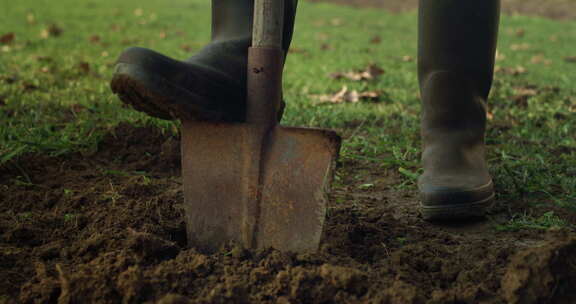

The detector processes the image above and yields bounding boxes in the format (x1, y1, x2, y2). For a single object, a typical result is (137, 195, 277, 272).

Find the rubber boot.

(110, 0, 297, 122)
(417, 0, 500, 220)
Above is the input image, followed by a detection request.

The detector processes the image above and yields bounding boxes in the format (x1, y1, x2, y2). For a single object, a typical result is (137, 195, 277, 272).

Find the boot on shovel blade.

(181, 0, 341, 253)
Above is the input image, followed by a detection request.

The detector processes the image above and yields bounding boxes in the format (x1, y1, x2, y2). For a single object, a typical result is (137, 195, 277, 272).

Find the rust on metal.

(181, 0, 341, 254)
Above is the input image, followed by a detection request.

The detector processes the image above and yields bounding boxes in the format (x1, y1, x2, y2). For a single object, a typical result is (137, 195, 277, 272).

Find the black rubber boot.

(417, 0, 500, 220)
(110, 0, 297, 122)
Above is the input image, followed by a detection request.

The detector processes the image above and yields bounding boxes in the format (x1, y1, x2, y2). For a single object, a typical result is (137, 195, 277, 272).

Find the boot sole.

(110, 63, 224, 121)
(420, 193, 495, 221)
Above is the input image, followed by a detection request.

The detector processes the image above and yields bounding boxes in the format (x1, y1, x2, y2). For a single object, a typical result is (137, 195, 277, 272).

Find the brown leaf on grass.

(40, 24, 63, 38)
(401, 55, 414, 62)
(511, 86, 539, 108)
(313, 86, 383, 104)
(486, 111, 494, 121)
(26, 13, 36, 24)
(495, 66, 527, 76)
(35, 56, 53, 62)
(514, 86, 538, 97)
(133, 8, 144, 17)
(320, 43, 331, 51)
(21, 82, 38, 92)
(180, 44, 192, 52)
(329, 64, 385, 81)
(515, 28, 525, 38)
(510, 43, 530, 51)
(564, 56, 576, 63)
(370, 35, 382, 44)
(89, 35, 101, 44)
(288, 48, 309, 54)
(0, 33, 15, 44)
(330, 18, 343, 26)
(70, 104, 86, 114)
(530, 55, 551, 65)
(159, 31, 167, 39)
(0, 75, 17, 84)
(78, 62, 90, 74)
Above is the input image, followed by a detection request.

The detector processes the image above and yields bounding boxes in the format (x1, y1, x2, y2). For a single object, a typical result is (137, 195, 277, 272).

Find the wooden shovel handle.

(252, 0, 285, 48)
(246, 0, 285, 124)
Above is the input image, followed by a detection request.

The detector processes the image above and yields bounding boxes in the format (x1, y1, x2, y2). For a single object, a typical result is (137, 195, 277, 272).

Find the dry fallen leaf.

(89, 35, 101, 44)
(495, 66, 527, 76)
(530, 55, 551, 65)
(515, 28, 525, 38)
(313, 86, 382, 104)
(134, 8, 144, 17)
(40, 24, 63, 38)
(495, 50, 506, 61)
(330, 18, 343, 26)
(329, 64, 385, 81)
(21, 82, 38, 92)
(0, 75, 17, 84)
(486, 111, 494, 121)
(320, 43, 331, 51)
(159, 31, 167, 39)
(514, 86, 538, 97)
(180, 44, 192, 52)
(26, 13, 36, 24)
(35, 56, 53, 62)
(370, 35, 382, 44)
(401, 55, 414, 62)
(70, 104, 86, 114)
(288, 48, 308, 54)
(0, 33, 15, 44)
(78, 62, 90, 74)
(510, 43, 530, 51)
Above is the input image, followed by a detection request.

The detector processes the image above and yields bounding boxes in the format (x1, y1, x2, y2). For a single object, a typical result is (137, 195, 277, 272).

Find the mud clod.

(502, 233, 576, 304)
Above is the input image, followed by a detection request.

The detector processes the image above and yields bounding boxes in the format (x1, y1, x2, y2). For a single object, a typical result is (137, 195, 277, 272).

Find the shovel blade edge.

(257, 126, 341, 253)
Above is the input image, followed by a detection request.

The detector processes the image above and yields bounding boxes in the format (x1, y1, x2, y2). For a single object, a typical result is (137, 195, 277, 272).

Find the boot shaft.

(211, 0, 298, 52)
(418, 0, 500, 99)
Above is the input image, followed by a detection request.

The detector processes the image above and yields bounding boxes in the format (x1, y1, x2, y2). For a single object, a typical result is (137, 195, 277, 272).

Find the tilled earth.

(1, 124, 575, 303)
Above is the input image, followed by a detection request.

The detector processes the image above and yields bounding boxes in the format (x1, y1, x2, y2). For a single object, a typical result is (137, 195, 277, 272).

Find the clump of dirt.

(1, 123, 575, 303)
(502, 233, 576, 304)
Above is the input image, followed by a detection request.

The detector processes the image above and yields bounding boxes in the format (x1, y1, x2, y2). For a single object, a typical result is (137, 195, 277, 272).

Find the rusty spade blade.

(181, 0, 341, 253)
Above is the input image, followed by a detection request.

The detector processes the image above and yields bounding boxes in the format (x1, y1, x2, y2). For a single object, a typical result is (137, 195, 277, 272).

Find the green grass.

(494, 211, 572, 232)
(1, 0, 575, 226)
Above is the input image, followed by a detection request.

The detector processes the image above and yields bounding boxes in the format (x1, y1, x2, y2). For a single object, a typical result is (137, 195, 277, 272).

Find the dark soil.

(309, 0, 576, 20)
(1, 123, 575, 303)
